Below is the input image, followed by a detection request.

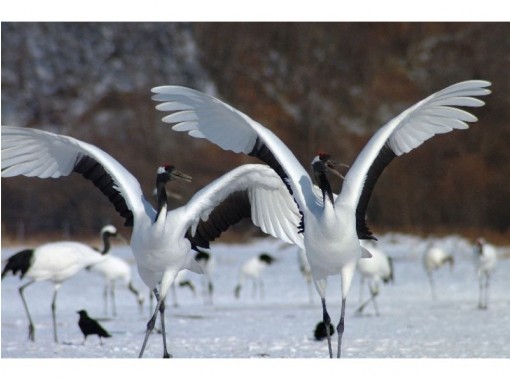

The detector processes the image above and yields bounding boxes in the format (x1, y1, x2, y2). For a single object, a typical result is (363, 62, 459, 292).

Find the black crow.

(77, 309, 111, 345)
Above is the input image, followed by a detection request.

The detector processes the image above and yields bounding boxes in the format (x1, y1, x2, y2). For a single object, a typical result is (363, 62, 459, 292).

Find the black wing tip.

(1, 248, 34, 280)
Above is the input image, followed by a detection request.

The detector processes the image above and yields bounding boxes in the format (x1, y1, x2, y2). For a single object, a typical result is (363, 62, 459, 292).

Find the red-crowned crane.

(473, 238, 497, 309)
(1, 126, 302, 357)
(1, 225, 118, 343)
(88, 252, 145, 316)
(152, 80, 491, 357)
(234, 253, 276, 300)
(356, 241, 394, 316)
(422, 245, 454, 300)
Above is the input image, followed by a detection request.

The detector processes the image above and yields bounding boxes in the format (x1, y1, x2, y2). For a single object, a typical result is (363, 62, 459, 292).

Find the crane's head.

(157, 164, 192, 184)
(101, 224, 118, 238)
(259, 253, 276, 265)
(311, 152, 347, 180)
(474, 237, 486, 256)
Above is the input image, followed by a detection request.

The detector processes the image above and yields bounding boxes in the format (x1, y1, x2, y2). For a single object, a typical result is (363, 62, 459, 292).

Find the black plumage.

(1, 249, 34, 280)
(74, 155, 134, 227)
(186, 191, 251, 250)
(355, 143, 396, 240)
(77, 309, 111, 345)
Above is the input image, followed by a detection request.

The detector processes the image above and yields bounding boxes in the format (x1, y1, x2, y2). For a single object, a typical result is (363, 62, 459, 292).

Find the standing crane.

(473, 238, 497, 309)
(1, 225, 117, 343)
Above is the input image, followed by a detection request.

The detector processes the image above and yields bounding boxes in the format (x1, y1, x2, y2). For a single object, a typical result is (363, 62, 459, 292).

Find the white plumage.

(234, 253, 276, 300)
(1, 126, 302, 358)
(356, 242, 393, 316)
(88, 254, 145, 316)
(297, 248, 314, 304)
(473, 238, 497, 309)
(152, 80, 491, 357)
(422, 245, 454, 300)
(194, 249, 215, 305)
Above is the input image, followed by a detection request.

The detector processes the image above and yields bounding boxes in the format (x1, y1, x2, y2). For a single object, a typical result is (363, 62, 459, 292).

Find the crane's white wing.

(336, 80, 491, 239)
(151, 86, 316, 213)
(1, 126, 151, 226)
(181, 164, 304, 249)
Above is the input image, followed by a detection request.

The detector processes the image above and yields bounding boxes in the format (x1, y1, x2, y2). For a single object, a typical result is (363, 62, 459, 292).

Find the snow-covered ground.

(2, 233, 510, 376)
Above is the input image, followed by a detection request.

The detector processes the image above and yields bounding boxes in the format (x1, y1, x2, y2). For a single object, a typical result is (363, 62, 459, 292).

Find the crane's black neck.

(94, 230, 115, 255)
(155, 174, 169, 221)
(99, 232, 112, 255)
(318, 172, 334, 206)
(312, 160, 334, 206)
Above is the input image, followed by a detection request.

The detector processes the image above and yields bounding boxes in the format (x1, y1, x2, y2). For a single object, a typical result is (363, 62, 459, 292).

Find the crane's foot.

(28, 324, 35, 342)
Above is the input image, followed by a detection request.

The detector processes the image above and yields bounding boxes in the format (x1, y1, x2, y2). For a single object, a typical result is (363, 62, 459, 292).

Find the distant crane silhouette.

(169, 270, 196, 307)
(473, 238, 497, 309)
(88, 253, 145, 316)
(194, 249, 215, 305)
(234, 253, 276, 299)
(422, 245, 454, 300)
(356, 242, 394, 316)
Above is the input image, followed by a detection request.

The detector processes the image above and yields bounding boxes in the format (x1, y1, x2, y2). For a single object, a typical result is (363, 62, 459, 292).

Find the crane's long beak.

(171, 169, 192, 182)
(326, 160, 349, 179)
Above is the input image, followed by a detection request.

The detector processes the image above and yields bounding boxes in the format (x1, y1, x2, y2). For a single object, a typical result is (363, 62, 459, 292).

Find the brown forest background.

(1, 22, 509, 244)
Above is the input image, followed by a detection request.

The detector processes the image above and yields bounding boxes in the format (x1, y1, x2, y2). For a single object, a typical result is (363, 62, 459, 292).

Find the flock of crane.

(1, 79, 498, 358)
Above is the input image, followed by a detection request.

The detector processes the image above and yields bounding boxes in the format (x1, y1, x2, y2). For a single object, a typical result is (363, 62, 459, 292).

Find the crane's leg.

(355, 294, 373, 315)
(371, 293, 380, 316)
(478, 275, 484, 309)
(369, 282, 380, 316)
(103, 285, 108, 316)
(139, 288, 160, 358)
(260, 279, 265, 300)
(358, 277, 365, 305)
(128, 282, 144, 314)
(337, 260, 356, 358)
(307, 279, 314, 304)
(483, 274, 490, 309)
(234, 284, 241, 299)
(355, 280, 371, 315)
(428, 273, 437, 300)
(111, 284, 117, 317)
(19, 280, 36, 342)
(321, 297, 333, 358)
(336, 298, 346, 358)
(51, 284, 61, 343)
(155, 289, 172, 358)
(207, 280, 214, 305)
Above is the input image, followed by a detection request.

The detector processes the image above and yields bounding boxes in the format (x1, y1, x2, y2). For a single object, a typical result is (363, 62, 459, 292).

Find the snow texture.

(2, 233, 509, 361)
